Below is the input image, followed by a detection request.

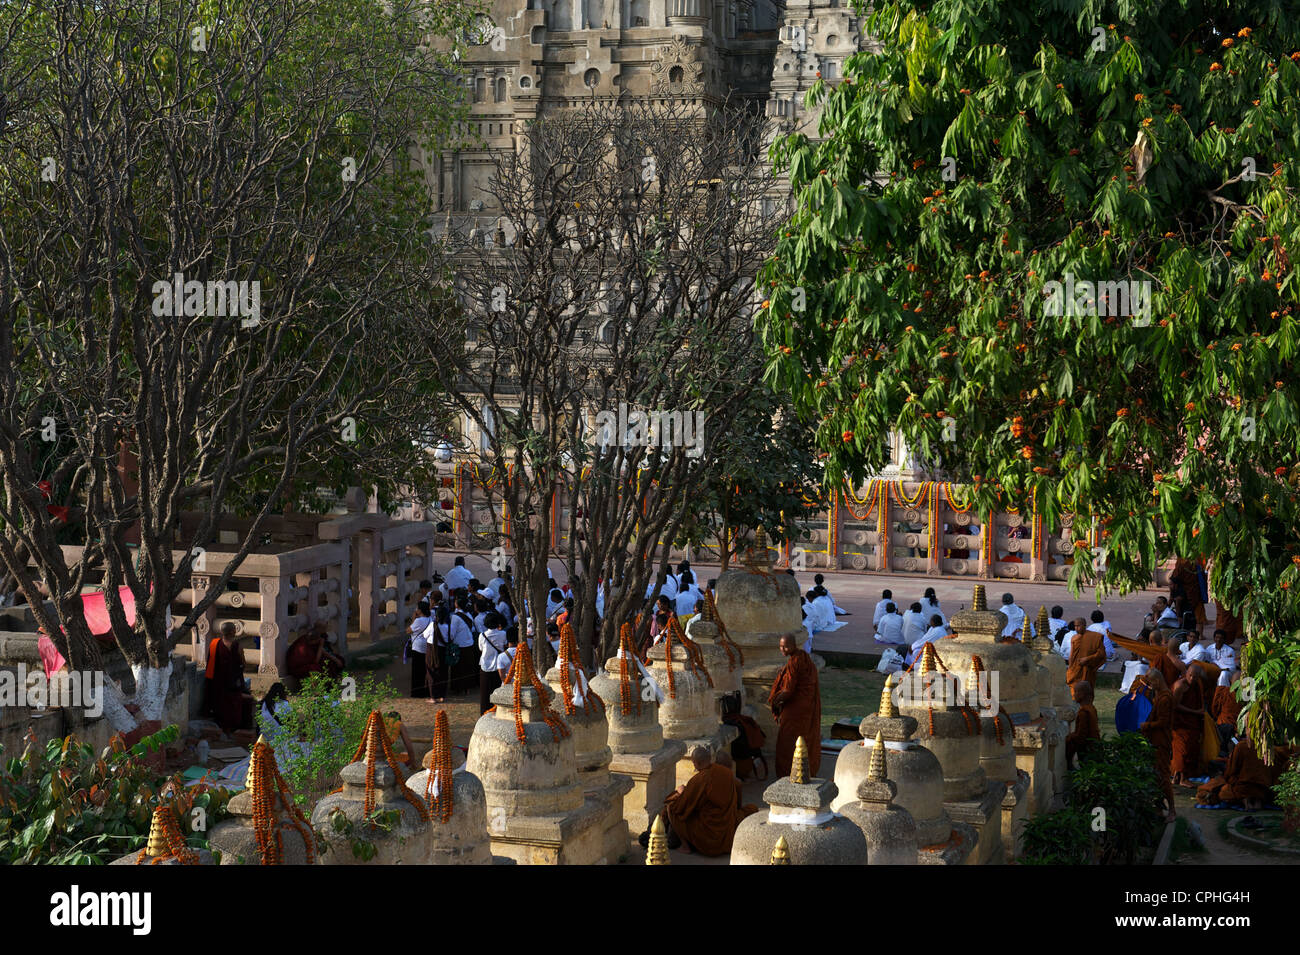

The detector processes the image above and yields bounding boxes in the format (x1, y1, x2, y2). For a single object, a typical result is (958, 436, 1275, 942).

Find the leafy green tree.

(759, 1, 1300, 746)
(0, 0, 473, 732)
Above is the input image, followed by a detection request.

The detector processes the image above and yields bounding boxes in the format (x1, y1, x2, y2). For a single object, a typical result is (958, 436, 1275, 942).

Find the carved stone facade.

(424, 0, 872, 235)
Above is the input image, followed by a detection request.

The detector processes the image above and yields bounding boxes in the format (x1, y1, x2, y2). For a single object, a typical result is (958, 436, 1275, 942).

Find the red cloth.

(287, 634, 322, 679)
(37, 633, 67, 682)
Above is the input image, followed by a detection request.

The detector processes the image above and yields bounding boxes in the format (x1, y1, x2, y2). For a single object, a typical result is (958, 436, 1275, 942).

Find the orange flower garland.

(504, 637, 571, 744)
(667, 615, 713, 688)
(425, 710, 455, 824)
(616, 623, 643, 717)
(906, 642, 979, 738)
(246, 738, 318, 865)
(557, 621, 604, 716)
(136, 803, 198, 865)
(704, 591, 744, 670)
(351, 710, 431, 823)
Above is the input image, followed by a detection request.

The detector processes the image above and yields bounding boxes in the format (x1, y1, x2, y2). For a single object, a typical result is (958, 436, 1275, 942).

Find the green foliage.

(1276, 760, 1300, 832)
(1020, 808, 1094, 865)
(0, 725, 231, 865)
(760, 0, 1300, 747)
(258, 671, 398, 807)
(1068, 733, 1165, 864)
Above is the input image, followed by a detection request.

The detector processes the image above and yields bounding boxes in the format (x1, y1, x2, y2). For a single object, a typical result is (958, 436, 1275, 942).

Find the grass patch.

(819, 666, 885, 737)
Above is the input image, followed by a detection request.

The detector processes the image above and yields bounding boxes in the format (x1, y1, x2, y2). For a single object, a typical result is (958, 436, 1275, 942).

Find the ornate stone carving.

(260, 621, 277, 639)
(197, 617, 210, 635)
(261, 578, 279, 594)
(228, 591, 244, 608)
(192, 576, 210, 591)
(650, 35, 704, 94)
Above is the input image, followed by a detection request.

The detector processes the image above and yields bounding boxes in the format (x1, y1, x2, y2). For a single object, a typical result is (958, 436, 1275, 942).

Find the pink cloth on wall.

(37, 633, 67, 681)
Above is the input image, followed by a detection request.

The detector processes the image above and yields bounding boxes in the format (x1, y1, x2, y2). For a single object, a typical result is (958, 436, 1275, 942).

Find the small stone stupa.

(544, 622, 633, 860)
(645, 814, 670, 866)
(465, 636, 609, 864)
(714, 527, 807, 748)
(685, 591, 746, 706)
(837, 731, 919, 865)
(1031, 606, 1078, 807)
(588, 623, 687, 838)
(209, 737, 317, 865)
(730, 738, 867, 866)
(403, 710, 493, 864)
(645, 615, 737, 785)
(312, 710, 432, 865)
(832, 675, 973, 864)
(112, 803, 215, 865)
(897, 641, 1003, 865)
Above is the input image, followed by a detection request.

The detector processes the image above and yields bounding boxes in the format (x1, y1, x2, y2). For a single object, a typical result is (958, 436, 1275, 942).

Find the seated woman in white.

(875, 604, 906, 645)
(806, 588, 846, 633)
(905, 616, 949, 666)
(920, 587, 946, 627)
(812, 574, 849, 615)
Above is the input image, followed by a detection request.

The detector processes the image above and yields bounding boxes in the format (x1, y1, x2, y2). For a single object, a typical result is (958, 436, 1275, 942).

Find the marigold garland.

(504, 637, 571, 744)
(246, 739, 318, 864)
(841, 479, 879, 520)
(943, 481, 973, 511)
(892, 480, 927, 509)
(667, 615, 713, 688)
(136, 803, 198, 866)
(425, 710, 455, 823)
(704, 591, 744, 669)
(352, 710, 431, 823)
(616, 623, 644, 716)
(557, 621, 604, 716)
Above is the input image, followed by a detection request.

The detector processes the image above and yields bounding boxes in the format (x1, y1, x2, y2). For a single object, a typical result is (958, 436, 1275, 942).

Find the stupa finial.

(867, 730, 887, 782)
(791, 736, 809, 784)
(1021, 615, 1032, 642)
(770, 835, 791, 865)
(972, 584, 987, 611)
(878, 673, 897, 718)
(646, 814, 670, 865)
(1036, 605, 1049, 638)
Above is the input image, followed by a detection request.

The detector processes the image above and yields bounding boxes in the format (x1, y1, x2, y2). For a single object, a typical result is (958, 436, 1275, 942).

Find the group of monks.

(647, 632, 822, 856)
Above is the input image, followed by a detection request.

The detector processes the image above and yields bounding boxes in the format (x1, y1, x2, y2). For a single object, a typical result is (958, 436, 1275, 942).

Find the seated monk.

(286, 623, 344, 681)
(715, 751, 759, 820)
(769, 634, 822, 778)
(1210, 670, 1242, 756)
(1065, 618, 1106, 691)
(1065, 681, 1101, 768)
(660, 746, 740, 856)
(1139, 669, 1176, 823)
(1196, 731, 1274, 810)
(204, 622, 253, 733)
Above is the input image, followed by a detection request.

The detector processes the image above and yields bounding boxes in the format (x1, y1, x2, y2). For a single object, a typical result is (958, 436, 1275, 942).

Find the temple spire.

(878, 673, 897, 718)
(867, 730, 887, 782)
(971, 584, 987, 611)
(646, 814, 670, 865)
(791, 736, 809, 784)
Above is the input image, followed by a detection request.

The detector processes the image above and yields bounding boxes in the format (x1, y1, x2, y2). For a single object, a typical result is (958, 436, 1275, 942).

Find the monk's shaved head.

(1143, 668, 1168, 692)
(779, 634, 796, 656)
(688, 744, 712, 769)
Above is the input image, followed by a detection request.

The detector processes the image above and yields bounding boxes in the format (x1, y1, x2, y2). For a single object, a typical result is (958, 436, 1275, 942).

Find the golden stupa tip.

(972, 585, 986, 611)
(770, 835, 791, 865)
(919, 641, 939, 675)
(646, 814, 670, 865)
(1036, 605, 1049, 631)
(791, 736, 809, 784)
(878, 674, 897, 718)
(867, 730, 887, 782)
(753, 526, 768, 549)
(145, 805, 171, 858)
(968, 654, 984, 686)
(1021, 616, 1032, 641)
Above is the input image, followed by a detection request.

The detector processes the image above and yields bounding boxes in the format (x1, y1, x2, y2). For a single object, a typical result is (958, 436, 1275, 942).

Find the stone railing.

(417, 464, 1173, 586)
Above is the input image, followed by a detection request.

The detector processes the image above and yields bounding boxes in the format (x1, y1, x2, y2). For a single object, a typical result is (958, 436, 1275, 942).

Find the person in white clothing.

(1086, 610, 1117, 660)
(1179, 639, 1214, 665)
(657, 563, 679, 602)
(1046, 606, 1069, 651)
(477, 612, 510, 713)
(1209, 629, 1236, 671)
(872, 590, 895, 632)
(443, 556, 473, 593)
(1000, 593, 1028, 638)
(906, 615, 949, 666)
(544, 588, 565, 620)
(902, 602, 928, 647)
(486, 572, 508, 597)
(875, 603, 905, 645)
(813, 574, 850, 615)
(675, 569, 702, 616)
(920, 587, 945, 627)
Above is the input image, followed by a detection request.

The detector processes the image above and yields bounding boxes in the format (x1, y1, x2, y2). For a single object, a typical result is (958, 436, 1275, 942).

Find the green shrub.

(1069, 733, 1165, 864)
(1276, 762, 1300, 835)
(258, 670, 398, 808)
(0, 725, 231, 864)
(1020, 808, 1093, 865)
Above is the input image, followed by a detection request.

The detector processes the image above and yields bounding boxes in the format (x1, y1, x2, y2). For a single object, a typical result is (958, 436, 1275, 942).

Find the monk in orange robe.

(1150, 633, 1185, 687)
(1065, 618, 1106, 689)
(768, 634, 822, 778)
(1170, 668, 1206, 785)
(1065, 681, 1100, 767)
(1196, 734, 1274, 810)
(1139, 669, 1176, 822)
(203, 622, 253, 732)
(662, 746, 740, 856)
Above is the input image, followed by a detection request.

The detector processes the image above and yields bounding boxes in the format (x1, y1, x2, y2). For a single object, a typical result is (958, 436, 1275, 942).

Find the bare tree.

(421, 96, 782, 669)
(0, 0, 472, 731)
